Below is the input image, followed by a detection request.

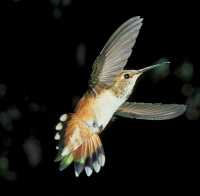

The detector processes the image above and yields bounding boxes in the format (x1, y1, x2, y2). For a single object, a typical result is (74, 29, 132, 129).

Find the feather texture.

(54, 111, 105, 177)
(115, 102, 187, 120)
(89, 16, 143, 87)
(73, 134, 105, 177)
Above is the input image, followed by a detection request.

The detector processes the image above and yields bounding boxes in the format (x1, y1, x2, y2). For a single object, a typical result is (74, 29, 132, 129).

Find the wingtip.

(135, 16, 144, 22)
(135, 16, 144, 23)
(173, 104, 187, 118)
(125, 16, 143, 27)
(133, 16, 143, 20)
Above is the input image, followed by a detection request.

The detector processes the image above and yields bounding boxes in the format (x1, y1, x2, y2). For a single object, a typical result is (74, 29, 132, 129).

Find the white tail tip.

(93, 161, 101, 173)
(85, 167, 93, 177)
(75, 170, 79, 177)
(54, 132, 60, 140)
(55, 122, 63, 131)
(60, 114, 67, 122)
(99, 154, 105, 167)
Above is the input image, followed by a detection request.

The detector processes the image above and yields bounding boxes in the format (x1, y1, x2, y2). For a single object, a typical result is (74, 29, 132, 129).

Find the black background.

(2, 0, 199, 195)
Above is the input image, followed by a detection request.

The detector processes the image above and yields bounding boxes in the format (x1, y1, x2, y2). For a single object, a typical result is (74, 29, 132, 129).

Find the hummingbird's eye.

(124, 73, 130, 79)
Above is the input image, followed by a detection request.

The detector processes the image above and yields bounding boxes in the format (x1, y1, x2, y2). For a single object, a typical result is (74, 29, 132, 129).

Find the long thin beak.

(136, 61, 170, 74)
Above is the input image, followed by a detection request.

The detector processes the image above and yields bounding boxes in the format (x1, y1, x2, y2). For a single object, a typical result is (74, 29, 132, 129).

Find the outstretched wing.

(115, 102, 187, 120)
(89, 16, 143, 88)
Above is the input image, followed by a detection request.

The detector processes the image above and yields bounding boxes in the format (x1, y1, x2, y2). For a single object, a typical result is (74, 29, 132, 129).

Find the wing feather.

(115, 102, 187, 120)
(89, 16, 143, 87)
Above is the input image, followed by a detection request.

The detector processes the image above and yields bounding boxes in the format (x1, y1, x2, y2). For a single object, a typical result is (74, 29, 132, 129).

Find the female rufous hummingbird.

(54, 16, 186, 177)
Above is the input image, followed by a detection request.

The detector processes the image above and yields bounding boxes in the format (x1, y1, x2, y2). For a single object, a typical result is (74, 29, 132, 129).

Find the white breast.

(93, 91, 125, 129)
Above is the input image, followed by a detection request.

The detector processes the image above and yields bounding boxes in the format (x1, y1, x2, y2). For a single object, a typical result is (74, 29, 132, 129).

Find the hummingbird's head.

(112, 62, 169, 98)
(112, 70, 142, 98)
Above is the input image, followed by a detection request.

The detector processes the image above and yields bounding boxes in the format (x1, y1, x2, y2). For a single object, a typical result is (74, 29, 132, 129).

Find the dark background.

(2, 0, 199, 194)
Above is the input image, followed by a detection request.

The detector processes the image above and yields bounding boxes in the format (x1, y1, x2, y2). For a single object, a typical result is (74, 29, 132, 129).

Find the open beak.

(136, 61, 170, 74)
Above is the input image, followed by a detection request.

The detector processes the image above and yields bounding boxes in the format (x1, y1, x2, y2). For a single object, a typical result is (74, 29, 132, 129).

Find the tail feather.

(74, 161, 84, 177)
(93, 134, 105, 167)
(85, 138, 93, 168)
(91, 137, 100, 173)
(73, 134, 105, 177)
(73, 144, 86, 177)
(84, 137, 97, 176)
(54, 115, 105, 177)
(59, 153, 73, 171)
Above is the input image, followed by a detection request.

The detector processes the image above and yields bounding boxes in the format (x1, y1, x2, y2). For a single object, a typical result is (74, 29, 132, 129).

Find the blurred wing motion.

(89, 16, 143, 87)
(115, 102, 187, 120)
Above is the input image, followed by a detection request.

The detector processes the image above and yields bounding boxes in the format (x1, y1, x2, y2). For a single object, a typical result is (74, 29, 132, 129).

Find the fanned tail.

(54, 114, 105, 177)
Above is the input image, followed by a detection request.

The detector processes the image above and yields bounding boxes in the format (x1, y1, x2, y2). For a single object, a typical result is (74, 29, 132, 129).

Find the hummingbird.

(54, 16, 186, 177)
